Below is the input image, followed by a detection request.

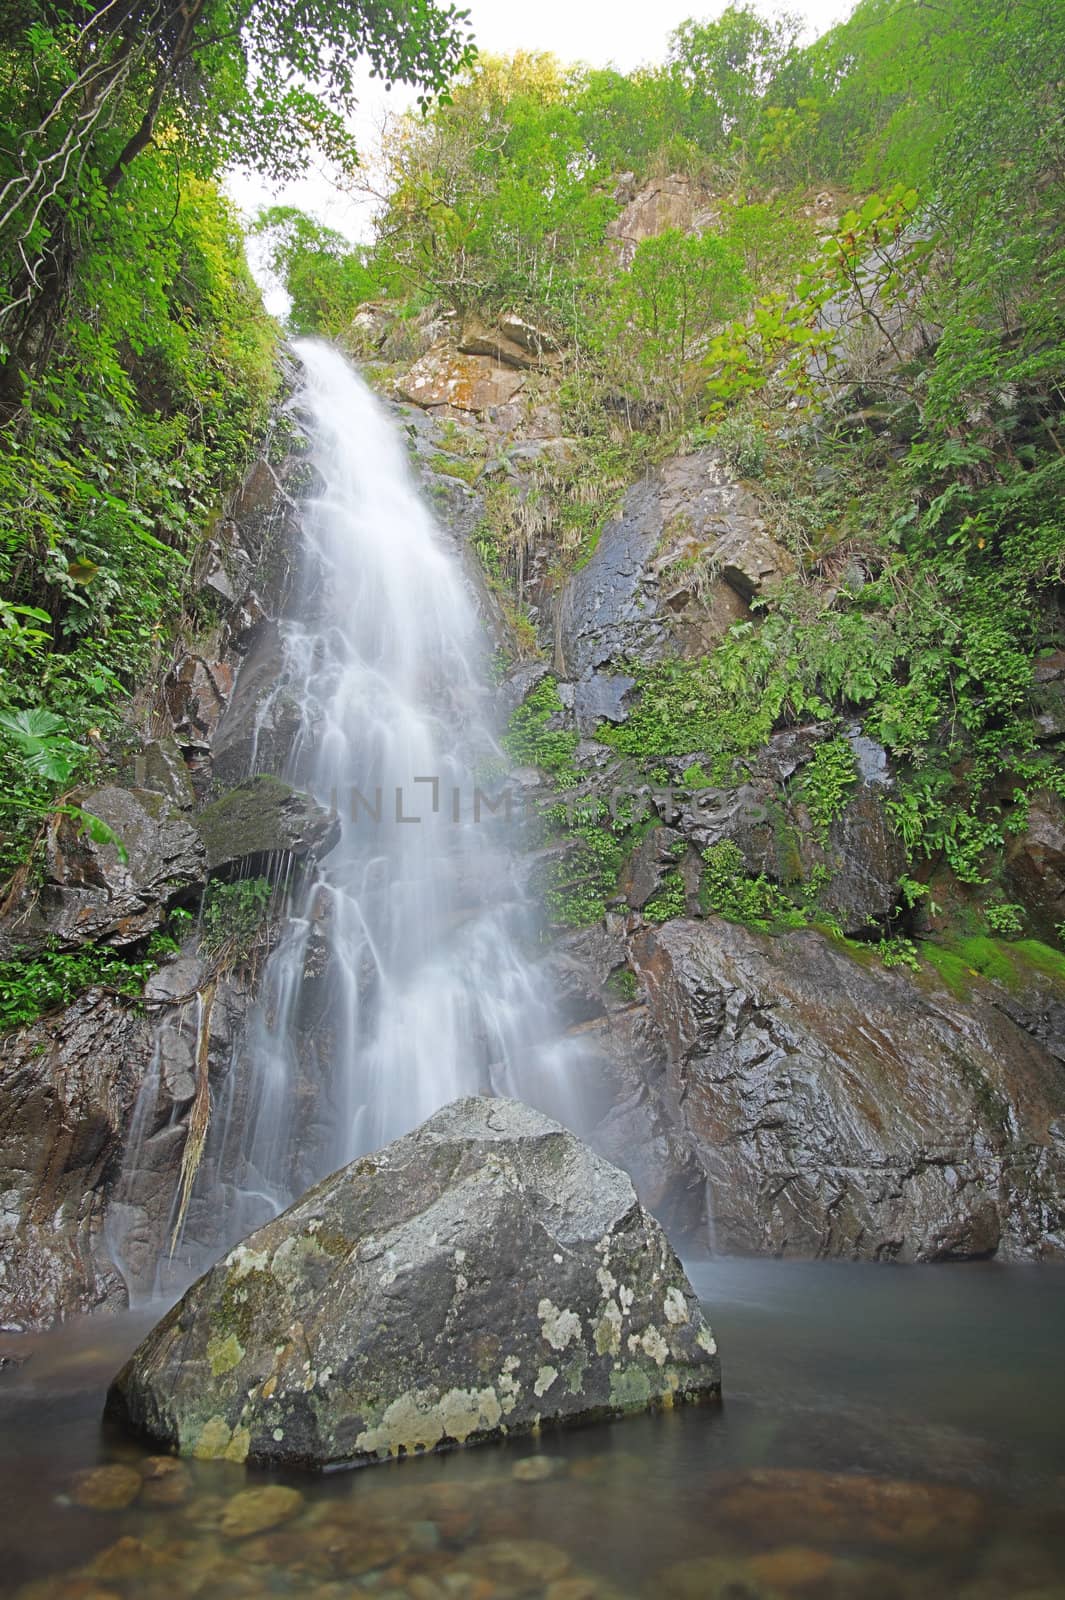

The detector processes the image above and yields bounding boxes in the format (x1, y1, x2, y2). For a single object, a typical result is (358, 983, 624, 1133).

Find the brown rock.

(0, 991, 154, 1329)
(1004, 789, 1065, 942)
(219, 1484, 304, 1538)
(458, 314, 561, 370)
(711, 1469, 985, 1550)
(164, 654, 235, 745)
(17, 1585, 122, 1600)
(315, 1525, 406, 1575)
(85, 1537, 178, 1581)
(747, 1546, 836, 1589)
(406, 1577, 447, 1600)
(607, 176, 701, 264)
(70, 1463, 143, 1511)
(500, 312, 560, 357)
(240, 1526, 334, 1576)
(397, 347, 526, 413)
(547, 1578, 627, 1600)
(511, 1453, 564, 1482)
(465, 1539, 571, 1586)
(138, 1455, 191, 1506)
(656, 1555, 779, 1600)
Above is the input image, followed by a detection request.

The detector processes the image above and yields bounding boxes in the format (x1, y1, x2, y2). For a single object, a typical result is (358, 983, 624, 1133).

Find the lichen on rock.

(106, 1096, 720, 1467)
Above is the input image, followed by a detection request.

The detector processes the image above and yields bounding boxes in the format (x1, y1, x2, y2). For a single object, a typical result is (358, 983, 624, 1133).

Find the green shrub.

(984, 902, 1026, 938)
(700, 840, 807, 931)
(799, 736, 859, 841)
(0, 908, 192, 1033)
(502, 677, 579, 779)
(201, 878, 272, 958)
(644, 872, 687, 923)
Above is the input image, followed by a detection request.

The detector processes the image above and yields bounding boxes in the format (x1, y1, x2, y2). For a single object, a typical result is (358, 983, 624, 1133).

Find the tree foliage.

(0, 0, 474, 879)
(0, 0, 473, 395)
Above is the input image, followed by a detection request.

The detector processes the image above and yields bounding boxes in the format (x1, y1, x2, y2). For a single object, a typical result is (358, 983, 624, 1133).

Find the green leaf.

(0, 708, 67, 744)
(67, 805, 129, 864)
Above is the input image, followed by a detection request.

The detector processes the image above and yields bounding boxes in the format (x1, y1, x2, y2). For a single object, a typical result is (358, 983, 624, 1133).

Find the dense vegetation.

(258, 0, 1064, 936)
(0, 0, 472, 879)
(2, 0, 1063, 954)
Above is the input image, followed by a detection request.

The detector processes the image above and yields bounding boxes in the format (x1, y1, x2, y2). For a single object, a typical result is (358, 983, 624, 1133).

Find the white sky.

(228, 0, 851, 307)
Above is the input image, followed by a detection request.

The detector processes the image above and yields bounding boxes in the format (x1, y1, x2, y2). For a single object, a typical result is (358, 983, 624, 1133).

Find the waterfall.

(112, 342, 589, 1294)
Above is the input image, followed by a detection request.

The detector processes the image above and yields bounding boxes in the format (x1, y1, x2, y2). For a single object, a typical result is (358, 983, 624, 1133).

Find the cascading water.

(112, 342, 590, 1294)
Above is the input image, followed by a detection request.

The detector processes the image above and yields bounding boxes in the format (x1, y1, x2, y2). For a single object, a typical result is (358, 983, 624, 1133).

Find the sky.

(228, 0, 851, 307)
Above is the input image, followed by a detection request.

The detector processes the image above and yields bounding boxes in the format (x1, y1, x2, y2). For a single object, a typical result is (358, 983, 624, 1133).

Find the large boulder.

(106, 1097, 720, 1467)
(396, 348, 526, 413)
(458, 313, 561, 371)
(606, 175, 710, 265)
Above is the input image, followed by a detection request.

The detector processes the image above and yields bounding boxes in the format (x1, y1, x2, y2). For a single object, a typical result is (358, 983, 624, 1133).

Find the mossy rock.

(196, 776, 340, 873)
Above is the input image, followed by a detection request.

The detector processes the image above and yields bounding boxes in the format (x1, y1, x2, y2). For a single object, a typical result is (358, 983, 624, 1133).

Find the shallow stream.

(3, 1259, 1064, 1599)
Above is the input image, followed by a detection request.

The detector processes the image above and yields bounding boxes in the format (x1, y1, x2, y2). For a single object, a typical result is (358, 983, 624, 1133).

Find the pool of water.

(2, 1259, 1064, 1599)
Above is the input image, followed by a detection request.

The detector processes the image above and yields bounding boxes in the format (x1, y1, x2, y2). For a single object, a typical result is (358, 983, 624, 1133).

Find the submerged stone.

(219, 1484, 304, 1537)
(106, 1097, 720, 1468)
(69, 1463, 142, 1511)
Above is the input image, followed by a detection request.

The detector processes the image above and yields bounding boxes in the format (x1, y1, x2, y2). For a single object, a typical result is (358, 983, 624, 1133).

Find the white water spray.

(115, 343, 588, 1284)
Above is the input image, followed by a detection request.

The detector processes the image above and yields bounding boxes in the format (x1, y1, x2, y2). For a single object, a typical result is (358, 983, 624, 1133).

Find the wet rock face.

(0, 771, 335, 966)
(0, 784, 206, 961)
(164, 655, 235, 753)
(1005, 788, 1065, 944)
(791, 735, 908, 936)
(209, 620, 301, 784)
(0, 992, 153, 1327)
(630, 918, 1065, 1261)
(0, 417, 326, 1327)
(106, 958, 260, 1303)
(558, 449, 792, 728)
(107, 1097, 720, 1468)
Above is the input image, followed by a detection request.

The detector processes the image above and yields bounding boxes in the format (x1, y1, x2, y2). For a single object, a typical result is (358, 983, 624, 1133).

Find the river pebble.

(16, 1581, 122, 1600)
(138, 1456, 191, 1507)
(546, 1576, 631, 1600)
(219, 1483, 304, 1538)
(69, 1464, 142, 1511)
(84, 1535, 179, 1581)
(747, 1545, 836, 1589)
(462, 1538, 571, 1587)
(511, 1455, 564, 1482)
